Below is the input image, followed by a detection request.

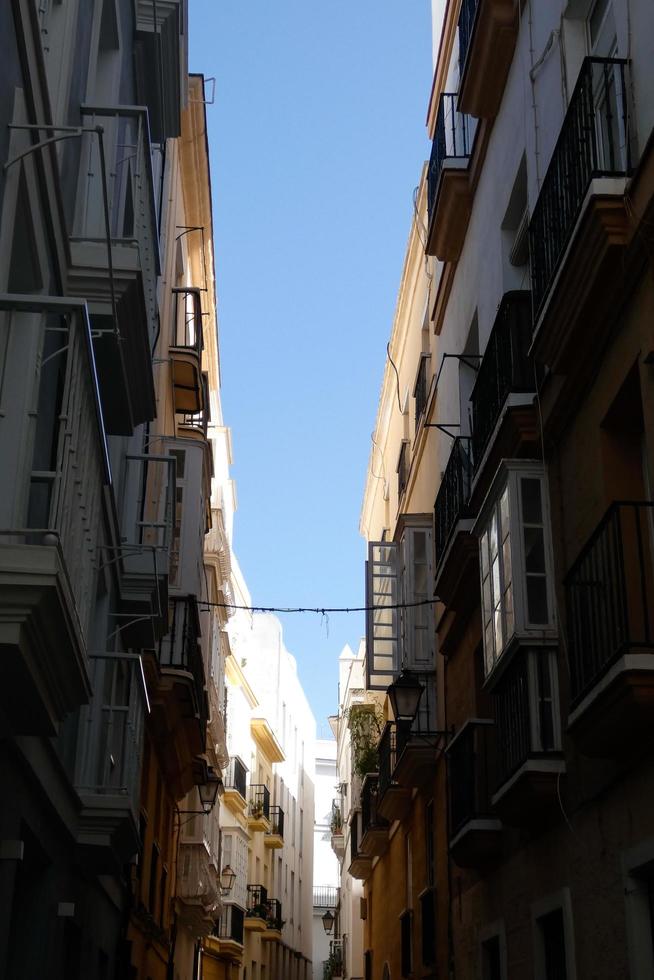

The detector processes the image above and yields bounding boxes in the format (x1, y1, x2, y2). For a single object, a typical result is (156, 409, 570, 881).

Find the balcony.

(359, 774, 389, 858)
(206, 904, 245, 963)
(425, 94, 475, 261)
(470, 291, 535, 482)
(458, 0, 519, 119)
(74, 656, 145, 869)
(328, 939, 345, 979)
(166, 435, 212, 598)
(434, 437, 476, 608)
(117, 451, 175, 648)
(248, 784, 271, 832)
(134, 0, 186, 141)
(245, 885, 269, 932)
(69, 106, 160, 434)
(313, 886, 339, 909)
(0, 296, 110, 734)
(491, 649, 564, 825)
(177, 841, 221, 937)
(529, 58, 632, 364)
(377, 724, 411, 822)
(171, 288, 205, 415)
(261, 898, 284, 941)
(347, 810, 372, 881)
(265, 806, 285, 849)
(566, 501, 654, 757)
(179, 373, 210, 441)
(393, 680, 441, 791)
(224, 756, 248, 814)
(146, 596, 208, 799)
(447, 720, 501, 868)
(330, 801, 345, 858)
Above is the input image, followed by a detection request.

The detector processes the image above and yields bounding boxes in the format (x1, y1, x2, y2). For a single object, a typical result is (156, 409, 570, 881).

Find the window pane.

(493, 607, 503, 655)
(524, 526, 545, 573)
(484, 623, 494, 672)
(527, 576, 549, 624)
(491, 557, 501, 609)
(504, 584, 514, 640)
(502, 535, 512, 586)
(481, 532, 490, 577)
(521, 478, 543, 524)
(500, 487, 510, 540)
(482, 573, 492, 624)
(490, 513, 498, 559)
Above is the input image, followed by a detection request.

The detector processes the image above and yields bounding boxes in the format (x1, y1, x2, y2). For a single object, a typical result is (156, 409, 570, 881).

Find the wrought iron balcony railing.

(414, 355, 429, 429)
(565, 501, 654, 706)
(427, 93, 473, 225)
(225, 756, 248, 799)
(267, 805, 285, 839)
(157, 596, 208, 739)
(447, 720, 495, 838)
(249, 784, 271, 821)
(458, 0, 478, 79)
(361, 774, 388, 835)
(266, 898, 283, 931)
(377, 723, 398, 800)
(172, 287, 204, 357)
(180, 373, 210, 438)
(313, 885, 339, 908)
(434, 437, 473, 561)
(529, 57, 631, 319)
(470, 291, 533, 470)
(246, 884, 268, 918)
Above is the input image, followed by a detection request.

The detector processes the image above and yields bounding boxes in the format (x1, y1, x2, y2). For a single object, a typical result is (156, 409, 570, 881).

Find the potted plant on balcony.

(329, 804, 343, 836)
(348, 703, 383, 779)
(250, 800, 264, 819)
(323, 949, 343, 980)
(247, 902, 268, 920)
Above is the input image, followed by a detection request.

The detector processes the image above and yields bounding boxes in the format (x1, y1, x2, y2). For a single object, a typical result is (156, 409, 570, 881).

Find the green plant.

(247, 902, 268, 920)
(329, 803, 343, 835)
(323, 949, 343, 980)
(348, 703, 383, 779)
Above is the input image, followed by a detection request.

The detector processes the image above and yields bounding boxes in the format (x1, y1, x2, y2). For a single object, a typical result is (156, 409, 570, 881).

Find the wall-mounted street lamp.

(322, 909, 335, 935)
(387, 668, 424, 723)
(219, 865, 236, 895)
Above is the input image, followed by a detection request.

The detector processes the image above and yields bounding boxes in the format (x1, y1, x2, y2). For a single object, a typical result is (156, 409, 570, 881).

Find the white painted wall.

(312, 739, 339, 980)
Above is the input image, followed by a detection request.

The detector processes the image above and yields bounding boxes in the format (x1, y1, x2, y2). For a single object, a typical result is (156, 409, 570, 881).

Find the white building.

(312, 739, 339, 980)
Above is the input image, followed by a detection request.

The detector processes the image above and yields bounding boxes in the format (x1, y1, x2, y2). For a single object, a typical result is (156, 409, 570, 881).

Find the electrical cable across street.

(198, 598, 438, 614)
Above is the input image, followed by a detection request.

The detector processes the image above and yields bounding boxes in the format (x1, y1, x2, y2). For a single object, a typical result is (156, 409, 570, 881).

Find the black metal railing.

(226, 756, 247, 800)
(249, 784, 270, 821)
(180, 372, 209, 436)
(493, 655, 531, 787)
(427, 93, 473, 225)
(172, 287, 203, 354)
(565, 501, 654, 705)
(246, 884, 268, 918)
(434, 437, 473, 562)
(157, 596, 208, 738)
(214, 904, 245, 945)
(529, 57, 631, 319)
(350, 810, 361, 860)
(330, 939, 344, 974)
(458, 0, 479, 79)
(267, 805, 284, 839)
(313, 885, 339, 908)
(330, 799, 343, 835)
(397, 442, 409, 499)
(361, 774, 389, 835)
(378, 723, 398, 800)
(415, 355, 429, 428)
(266, 898, 283, 931)
(470, 291, 533, 469)
(447, 720, 495, 837)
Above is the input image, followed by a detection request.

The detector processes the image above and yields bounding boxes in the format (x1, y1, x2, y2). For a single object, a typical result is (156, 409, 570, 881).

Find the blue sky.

(189, 1, 432, 735)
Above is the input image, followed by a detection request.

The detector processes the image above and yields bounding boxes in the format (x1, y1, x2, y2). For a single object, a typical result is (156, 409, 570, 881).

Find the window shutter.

(365, 541, 401, 690)
(402, 527, 435, 669)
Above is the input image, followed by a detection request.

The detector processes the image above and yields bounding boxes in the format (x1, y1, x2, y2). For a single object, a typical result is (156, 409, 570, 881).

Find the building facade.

(312, 738, 339, 980)
(357, 0, 654, 978)
(0, 5, 233, 979)
(204, 567, 316, 980)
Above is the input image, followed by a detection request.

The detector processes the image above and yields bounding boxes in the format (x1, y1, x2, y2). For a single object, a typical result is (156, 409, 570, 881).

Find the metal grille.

(529, 57, 631, 319)
(434, 437, 473, 562)
(361, 775, 388, 835)
(226, 756, 247, 799)
(427, 94, 472, 226)
(565, 501, 654, 705)
(377, 723, 398, 801)
(470, 291, 533, 470)
(493, 655, 531, 788)
(458, 0, 479, 80)
(248, 784, 270, 820)
(267, 805, 284, 838)
(447, 720, 494, 836)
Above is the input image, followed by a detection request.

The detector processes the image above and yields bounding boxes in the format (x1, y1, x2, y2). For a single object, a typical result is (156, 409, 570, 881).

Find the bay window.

(476, 462, 557, 678)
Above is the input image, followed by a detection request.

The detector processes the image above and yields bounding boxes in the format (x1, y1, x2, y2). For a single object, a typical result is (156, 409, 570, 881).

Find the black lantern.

(219, 864, 237, 895)
(387, 668, 424, 723)
(322, 909, 335, 935)
(197, 766, 222, 813)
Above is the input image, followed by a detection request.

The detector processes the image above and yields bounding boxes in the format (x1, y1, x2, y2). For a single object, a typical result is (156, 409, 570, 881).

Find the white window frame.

(401, 522, 435, 670)
(531, 888, 577, 980)
(474, 461, 558, 679)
